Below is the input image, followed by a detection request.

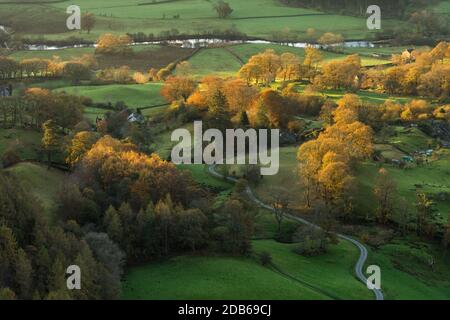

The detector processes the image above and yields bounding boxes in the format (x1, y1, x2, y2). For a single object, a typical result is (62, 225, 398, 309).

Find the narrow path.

(208, 165, 384, 301)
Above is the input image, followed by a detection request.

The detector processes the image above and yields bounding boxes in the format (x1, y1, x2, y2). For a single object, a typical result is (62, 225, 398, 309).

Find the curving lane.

(208, 165, 384, 301)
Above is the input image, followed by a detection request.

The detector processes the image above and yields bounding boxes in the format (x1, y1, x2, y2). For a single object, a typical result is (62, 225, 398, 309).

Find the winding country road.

(208, 165, 384, 301)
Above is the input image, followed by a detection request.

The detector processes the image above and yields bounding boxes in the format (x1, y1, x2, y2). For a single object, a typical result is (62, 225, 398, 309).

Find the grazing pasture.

(1, 0, 410, 41)
(5, 162, 65, 219)
(122, 255, 329, 300)
(366, 239, 450, 300)
(55, 83, 165, 108)
(9, 45, 194, 72)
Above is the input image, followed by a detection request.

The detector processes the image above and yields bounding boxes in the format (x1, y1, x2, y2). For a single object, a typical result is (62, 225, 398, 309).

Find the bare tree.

(213, 1, 233, 19)
(268, 186, 290, 233)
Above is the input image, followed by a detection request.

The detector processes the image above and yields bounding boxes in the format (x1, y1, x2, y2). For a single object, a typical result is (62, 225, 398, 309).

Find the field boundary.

(222, 46, 245, 66)
(267, 262, 341, 300)
(137, 102, 170, 112)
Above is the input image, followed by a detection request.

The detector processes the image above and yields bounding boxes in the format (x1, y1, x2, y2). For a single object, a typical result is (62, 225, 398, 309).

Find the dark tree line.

(0, 172, 124, 300)
(279, 0, 440, 18)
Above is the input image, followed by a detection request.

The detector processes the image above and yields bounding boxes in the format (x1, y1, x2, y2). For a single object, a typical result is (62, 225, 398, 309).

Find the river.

(23, 38, 375, 51)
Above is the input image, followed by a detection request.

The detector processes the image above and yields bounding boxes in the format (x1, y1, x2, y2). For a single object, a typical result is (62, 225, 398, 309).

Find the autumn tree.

(161, 76, 196, 102)
(176, 61, 193, 76)
(304, 46, 322, 80)
(239, 49, 281, 86)
(409, 10, 447, 37)
(268, 187, 290, 233)
(25, 88, 84, 130)
(95, 34, 133, 56)
(298, 97, 373, 212)
(133, 72, 149, 84)
(317, 152, 353, 209)
(63, 62, 91, 84)
(82, 12, 96, 34)
(205, 89, 232, 131)
(79, 136, 199, 211)
(66, 131, 99, 167)
(319, 100, 336, 126)
(400, 99, 433, 122)
(278, 52, 301, 82)
(317, 32, 344, 51)
(416, 193, 437, 237)
(257, 89, 294, 129)
(316, 54, 361, 90)
(0, 56, 19, 79)
(222, 78, 258, 115)
(42, 120, 60, 168)
(373, 168, 397, 224)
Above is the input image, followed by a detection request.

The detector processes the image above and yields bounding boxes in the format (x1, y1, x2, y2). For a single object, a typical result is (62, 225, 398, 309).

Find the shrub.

(133, 72, 149, 84)
(293, 227, 330, 257)
(1, 149, 20, 168)
(259, 251, 272, 266)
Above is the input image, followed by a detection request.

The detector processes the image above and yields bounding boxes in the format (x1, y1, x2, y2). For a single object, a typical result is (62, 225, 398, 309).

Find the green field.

(356, 150, 450, 223)
(140, 104, 169, 118)
(386, 126, 434, 154)
(9, 45, 193, 72)
(55, 83, 165, 108)
(21, 79, 73, 91)
(374, 144, 406, 161)
(83, 106, 110, 123)
(122, 255, 329, 300)
(9, 47, 95, 61)
(224, 135, 450, 222)
(179, 164, 233, 192)
(177, 47, 243, 78)
(179, 44, 391, 79)
(343, 46, 430, 57)
(367, 239, 450, 300)
(5, 162, 65, 219)
(253, 240, 373, 300)
(0, 128, 43, 161)
(229, 44, 391, 67)
(435, 0, 450, 13)
(0, 0, 411, 41)
(294, 84, 413, 105)
(150, 122, 193, 159)
(253, 146, 300, 206)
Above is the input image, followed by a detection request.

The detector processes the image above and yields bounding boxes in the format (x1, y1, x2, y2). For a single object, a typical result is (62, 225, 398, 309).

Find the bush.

(80, 96, 94, 107)
(293, 226, 330, 257)
(1, 149, 21, 168)
(133, 72, 149, 84)
(294, 236, 327, 257)
(259, 251, 272, 266)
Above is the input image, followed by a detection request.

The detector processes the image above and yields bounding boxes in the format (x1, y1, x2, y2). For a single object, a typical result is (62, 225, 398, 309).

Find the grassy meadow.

(0, 128, 43, 161)
(366, 239, 450, 300)
(122, 255, 329, 300)
(5, 162, 65, 219)
(9, 45, 194, 72)
(55, 83, 165, 108)
(2, 0, 450, 302)
(0, 0, 412, 41)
